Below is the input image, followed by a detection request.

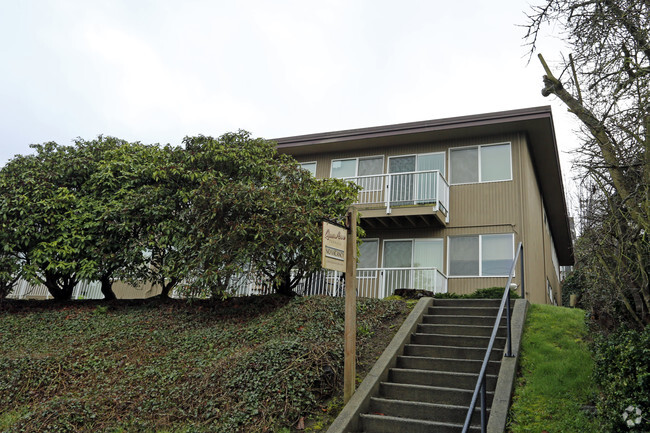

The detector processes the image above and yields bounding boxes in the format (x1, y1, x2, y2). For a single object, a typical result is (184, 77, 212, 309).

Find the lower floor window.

(448, 233, 514, 276)
(382, 238, 443, 269)
(357, 238, 443, 270)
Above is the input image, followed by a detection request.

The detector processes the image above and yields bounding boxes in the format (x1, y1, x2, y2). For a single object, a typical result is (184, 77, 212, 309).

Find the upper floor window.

(299, 161, 317, 176)
(331, 156, 383, 178)
(449, 143, 512, 184)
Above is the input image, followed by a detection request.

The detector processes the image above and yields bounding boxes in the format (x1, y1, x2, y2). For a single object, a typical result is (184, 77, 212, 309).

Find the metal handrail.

(461, 242, 524, 433)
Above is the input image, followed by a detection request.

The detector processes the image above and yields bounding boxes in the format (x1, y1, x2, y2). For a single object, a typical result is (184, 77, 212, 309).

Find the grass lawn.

(508, 304, 599, 432)
(0, 295, 412, 433)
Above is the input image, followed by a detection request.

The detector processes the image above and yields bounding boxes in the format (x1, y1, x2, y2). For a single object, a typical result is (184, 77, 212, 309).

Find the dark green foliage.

(433, 286, 520, 299)
(467, 286, 521, 299)
(0, 131, 359, 300)
(182, 132, 359, 297)
(0, 253, 20, 299)
(592, 327, 650, 432)
(0, 296, 409, 432)
(560, 268, 588, 307)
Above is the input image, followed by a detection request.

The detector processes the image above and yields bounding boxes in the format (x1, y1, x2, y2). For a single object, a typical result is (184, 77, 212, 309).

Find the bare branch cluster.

(525, 0, 650, 327)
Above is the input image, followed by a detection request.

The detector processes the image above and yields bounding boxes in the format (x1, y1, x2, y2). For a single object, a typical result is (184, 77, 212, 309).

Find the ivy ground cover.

(0, 296, 410, 433)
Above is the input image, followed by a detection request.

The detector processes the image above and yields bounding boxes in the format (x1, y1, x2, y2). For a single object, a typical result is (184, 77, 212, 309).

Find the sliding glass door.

(388, 153, 445, 206)
(383, 239, 443, 293)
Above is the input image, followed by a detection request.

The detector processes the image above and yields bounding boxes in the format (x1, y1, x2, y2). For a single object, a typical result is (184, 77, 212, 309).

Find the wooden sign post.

(343, 207, 357, 403)
(321, 208, 357, 404)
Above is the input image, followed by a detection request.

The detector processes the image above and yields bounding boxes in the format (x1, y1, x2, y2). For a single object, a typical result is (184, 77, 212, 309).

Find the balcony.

(343, 170, 449, 228)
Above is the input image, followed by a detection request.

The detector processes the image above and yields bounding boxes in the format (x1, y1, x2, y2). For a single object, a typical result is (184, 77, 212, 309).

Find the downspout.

(517, 133, 527, 298)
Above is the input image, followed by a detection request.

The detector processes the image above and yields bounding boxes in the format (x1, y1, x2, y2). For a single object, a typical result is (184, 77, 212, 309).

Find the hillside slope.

(0, 296, 411, 433)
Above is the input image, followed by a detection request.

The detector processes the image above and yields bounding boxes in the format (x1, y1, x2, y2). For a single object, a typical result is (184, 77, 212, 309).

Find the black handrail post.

(480, 376, 487, 433)
(520, 246, 525, 299)
(506, 287, 513, 357)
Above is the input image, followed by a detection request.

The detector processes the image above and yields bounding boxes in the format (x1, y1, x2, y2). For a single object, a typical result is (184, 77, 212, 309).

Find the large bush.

(0, 132, 358, 300)
(592, 327, 650, 432)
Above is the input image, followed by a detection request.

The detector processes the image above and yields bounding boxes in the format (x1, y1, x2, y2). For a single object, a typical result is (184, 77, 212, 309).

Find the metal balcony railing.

(293, 267, 448, 299)
(342, 170, 449, 217)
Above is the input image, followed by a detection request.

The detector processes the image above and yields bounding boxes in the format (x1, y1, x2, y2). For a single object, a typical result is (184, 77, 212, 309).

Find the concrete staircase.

(328, 297, 526, 433)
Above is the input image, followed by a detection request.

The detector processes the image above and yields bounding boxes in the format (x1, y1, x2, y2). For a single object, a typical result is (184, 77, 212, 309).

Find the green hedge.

(433, 286, 520, 299)
(592, 326, 650, 432)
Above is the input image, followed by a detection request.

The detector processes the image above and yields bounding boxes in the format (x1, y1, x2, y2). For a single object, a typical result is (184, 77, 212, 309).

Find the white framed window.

(383, 238, 444, 269)
(449, 143, 512, 185)
(358, 239, 379, 269)
(331, 156, 384, 191)
(299, 161, 317, 176)
(448, 233, 514, 277)
(388, 152, 445, 176)
(331, 156, 384, 178)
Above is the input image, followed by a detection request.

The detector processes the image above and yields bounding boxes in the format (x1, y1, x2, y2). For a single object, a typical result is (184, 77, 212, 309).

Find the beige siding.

(113, 281, 161, 299)
(518, 134, 552, 304)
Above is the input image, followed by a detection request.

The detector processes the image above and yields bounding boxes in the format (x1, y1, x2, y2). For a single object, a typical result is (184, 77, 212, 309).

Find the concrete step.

(397, 355, 502, 375)
(422, 314, 506, 326)
(432, 298, 515, 308)
(428, 306, 501, 317)
(379, 382, 495, 407)
(417, 323, 507, 337)
(411, 332, 506, 348)
(404, 343, 504, 361)
(359, 413, 481, 433)
(369, 397, 488, 426)
(389, 368, 498, 391)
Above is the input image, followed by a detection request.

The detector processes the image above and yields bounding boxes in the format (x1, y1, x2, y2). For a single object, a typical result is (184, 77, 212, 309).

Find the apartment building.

(275, 106, 573, 304)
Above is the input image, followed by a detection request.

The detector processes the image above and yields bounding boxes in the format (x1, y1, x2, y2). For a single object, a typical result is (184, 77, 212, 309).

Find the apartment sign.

(322, 222, 347, 272)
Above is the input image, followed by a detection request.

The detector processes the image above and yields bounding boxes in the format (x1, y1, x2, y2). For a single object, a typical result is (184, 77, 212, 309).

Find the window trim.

(449, 142, 512, 185)
(417, 151, 446, 177)
(387, 152, 446, 176)
(330, 155, 385, 178)
(331, 155, 385, 192)
(447, 233, 515, 278)
(387, 154, 417, 174)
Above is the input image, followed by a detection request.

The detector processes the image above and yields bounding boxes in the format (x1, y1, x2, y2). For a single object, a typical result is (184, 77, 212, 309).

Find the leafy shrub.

(592, 326, 650, 432)
(560, 268, 588, 307)
(467, 286, 520, 299)
(433, 286, 520, 300)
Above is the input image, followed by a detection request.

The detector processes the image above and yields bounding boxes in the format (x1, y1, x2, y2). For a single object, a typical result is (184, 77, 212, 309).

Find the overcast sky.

(0, 0, 580, 200)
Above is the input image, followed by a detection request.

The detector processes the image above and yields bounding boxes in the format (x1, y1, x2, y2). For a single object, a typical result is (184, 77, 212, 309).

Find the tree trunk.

(274, 272, 295, 296)
(159, 277, 179, 299)
(100, 275, 117, 301)
(44, 276, 75, 301)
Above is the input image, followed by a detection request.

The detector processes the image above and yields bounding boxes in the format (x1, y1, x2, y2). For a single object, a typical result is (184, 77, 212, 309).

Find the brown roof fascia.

(274, 106, 555, 148)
